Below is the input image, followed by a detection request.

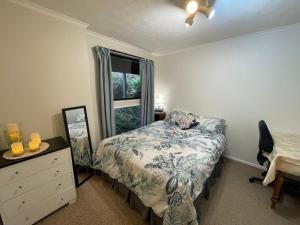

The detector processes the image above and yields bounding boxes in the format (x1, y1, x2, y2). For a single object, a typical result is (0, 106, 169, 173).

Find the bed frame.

(95, 156, 223, 225)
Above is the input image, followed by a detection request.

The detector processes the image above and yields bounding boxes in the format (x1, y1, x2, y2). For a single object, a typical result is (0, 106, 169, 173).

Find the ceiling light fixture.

(185, 0, 216, 27)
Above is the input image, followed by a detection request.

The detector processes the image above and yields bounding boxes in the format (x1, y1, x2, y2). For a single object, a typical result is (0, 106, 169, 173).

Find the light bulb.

(186, 0, 198, 14)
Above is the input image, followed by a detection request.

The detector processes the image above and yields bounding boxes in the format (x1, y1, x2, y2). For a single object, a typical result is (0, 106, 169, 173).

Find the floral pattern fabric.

(166, 109, 225, 134)
(196, 117, 225, 134)
(175, 113, 199, 130)
(93, 120, 226, 225)
(68, 122, 92, 167)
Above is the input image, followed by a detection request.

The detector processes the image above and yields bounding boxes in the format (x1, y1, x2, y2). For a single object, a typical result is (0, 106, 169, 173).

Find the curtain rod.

(110, 49, 142, 61)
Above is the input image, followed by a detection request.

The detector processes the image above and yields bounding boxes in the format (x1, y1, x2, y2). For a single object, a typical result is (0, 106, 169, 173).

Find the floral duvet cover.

(93, 121, 226, 225)
(69, 122, 92, 167)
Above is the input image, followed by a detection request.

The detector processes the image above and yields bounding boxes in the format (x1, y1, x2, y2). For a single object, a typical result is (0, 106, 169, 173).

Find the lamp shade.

(155, 95, 165, 111)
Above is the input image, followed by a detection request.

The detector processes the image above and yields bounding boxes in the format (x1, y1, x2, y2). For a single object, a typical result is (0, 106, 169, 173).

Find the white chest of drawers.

(0, 137, 76, 225)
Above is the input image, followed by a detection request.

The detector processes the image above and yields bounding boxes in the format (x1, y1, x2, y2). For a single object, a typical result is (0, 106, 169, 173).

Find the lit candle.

(31, 133, 42, 145)
(11, 142, 24, 156)
(28, 141, 40, 152)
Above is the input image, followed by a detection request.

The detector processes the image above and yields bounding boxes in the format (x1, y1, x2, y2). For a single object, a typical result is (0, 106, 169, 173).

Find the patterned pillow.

(165, 110, 189, 125)
(196, 117, 225, 134)
(175, 114, 199, 130)
(165, 110, 225, 134)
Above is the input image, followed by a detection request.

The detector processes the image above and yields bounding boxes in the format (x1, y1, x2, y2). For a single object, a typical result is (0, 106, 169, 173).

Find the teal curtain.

(94, 46, 115, 138)
(140, 59, 154, 126)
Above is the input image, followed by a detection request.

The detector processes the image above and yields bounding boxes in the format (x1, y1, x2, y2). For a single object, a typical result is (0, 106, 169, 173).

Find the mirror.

(62, 106, 93, 187)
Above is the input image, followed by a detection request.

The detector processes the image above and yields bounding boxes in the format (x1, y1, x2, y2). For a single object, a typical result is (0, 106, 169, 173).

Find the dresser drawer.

(2, 173, 73, 218)
(0, 149, 70, 188)
(0, 162, 72, 202)
(4, 187, 76, 225)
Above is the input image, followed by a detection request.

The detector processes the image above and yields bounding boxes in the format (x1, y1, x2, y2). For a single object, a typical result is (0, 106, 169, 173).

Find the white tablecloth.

(263, 132, 300, 186)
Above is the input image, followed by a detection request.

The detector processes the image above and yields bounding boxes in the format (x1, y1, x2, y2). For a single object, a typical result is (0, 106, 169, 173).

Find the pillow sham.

(165, 109, 190, 125)
(165, 109, 225, 134)
(196, 117, 225, 134)
(175, 113, 199, 130)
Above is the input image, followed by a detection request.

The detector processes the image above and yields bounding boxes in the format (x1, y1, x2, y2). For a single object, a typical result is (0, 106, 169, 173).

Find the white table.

(263, 132, 300, 208)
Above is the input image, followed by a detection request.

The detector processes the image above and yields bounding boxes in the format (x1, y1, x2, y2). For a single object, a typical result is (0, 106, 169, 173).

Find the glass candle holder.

(3, 122, 23, 150)
(28, 141, 40, 152)
(30, 133, 41, 146)
(11, 142, 24, 156)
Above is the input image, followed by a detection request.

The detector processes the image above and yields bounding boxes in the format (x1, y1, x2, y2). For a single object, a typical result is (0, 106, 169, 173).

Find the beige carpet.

(37, 159, 300, 225)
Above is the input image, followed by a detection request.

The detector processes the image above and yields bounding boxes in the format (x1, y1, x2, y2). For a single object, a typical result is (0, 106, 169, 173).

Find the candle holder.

(11, 142, 24, 156)
(3, 122, 23, 150)
(28, 141, 40, 152)
(2, 142, 49, 160)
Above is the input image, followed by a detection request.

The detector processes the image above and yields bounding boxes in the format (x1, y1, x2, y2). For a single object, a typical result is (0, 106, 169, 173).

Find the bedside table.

(155, 111, 166, 121)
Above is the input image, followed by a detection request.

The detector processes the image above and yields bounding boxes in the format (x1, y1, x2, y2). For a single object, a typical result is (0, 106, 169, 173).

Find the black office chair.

(249, 120, 274, 184)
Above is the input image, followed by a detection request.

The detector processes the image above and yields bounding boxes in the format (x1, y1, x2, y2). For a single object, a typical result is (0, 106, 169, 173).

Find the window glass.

(112, 72, 125, 100)
(115, 106, 141, 134)
(111, 72, 141, 100)
(111, 53, 141, 134)
(126, 73, 141, 99)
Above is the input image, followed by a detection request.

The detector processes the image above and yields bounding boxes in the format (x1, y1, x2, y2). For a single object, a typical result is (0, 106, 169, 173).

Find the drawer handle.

(58, 183, 62, 186)
(22, 200, 26, 204)
(15, 171, 19, 175)
(56, 170, 60, 173)
(25, 217, 29, 221)
(18, 185, 22, 189)
(61, 197, 64, 201)
(51, 158, 58, 164)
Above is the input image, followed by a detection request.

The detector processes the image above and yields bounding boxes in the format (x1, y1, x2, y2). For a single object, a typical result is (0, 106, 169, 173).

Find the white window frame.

(114, 99, 140, 109)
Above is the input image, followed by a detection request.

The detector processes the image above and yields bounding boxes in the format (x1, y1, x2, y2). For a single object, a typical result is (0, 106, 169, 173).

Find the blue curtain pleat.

(94, 46, 116, 138)
(140, 59, 155, 126)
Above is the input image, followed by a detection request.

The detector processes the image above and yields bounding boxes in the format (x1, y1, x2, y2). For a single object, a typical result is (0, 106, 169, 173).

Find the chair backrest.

(258, 120, 274, 153)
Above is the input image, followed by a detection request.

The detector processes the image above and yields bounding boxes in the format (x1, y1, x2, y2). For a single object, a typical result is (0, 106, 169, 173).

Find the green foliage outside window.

(112, 72, 124, 100)
(112, 72, 141, 134)
(112, 72, 141, 100)
(126, 74, 141, 98)
(115, 106, 141, 134)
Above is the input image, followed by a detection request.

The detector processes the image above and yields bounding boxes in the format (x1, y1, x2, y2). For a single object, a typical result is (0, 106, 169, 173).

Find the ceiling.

(28, 0, 300, 55)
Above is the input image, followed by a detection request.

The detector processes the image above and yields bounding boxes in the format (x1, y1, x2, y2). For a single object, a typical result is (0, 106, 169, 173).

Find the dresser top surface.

(0, 137, 70, 169)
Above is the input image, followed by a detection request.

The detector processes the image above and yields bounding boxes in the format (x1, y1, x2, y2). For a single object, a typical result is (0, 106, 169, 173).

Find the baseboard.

(223, 155, 266, 170)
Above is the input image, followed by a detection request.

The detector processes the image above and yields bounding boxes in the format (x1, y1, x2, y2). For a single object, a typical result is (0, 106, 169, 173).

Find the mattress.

(93, 121, 226, 225)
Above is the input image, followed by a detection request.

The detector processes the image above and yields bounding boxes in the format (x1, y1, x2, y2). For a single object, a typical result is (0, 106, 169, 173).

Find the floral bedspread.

(93, 121, 226, 225)
(69, 122, 92, 167)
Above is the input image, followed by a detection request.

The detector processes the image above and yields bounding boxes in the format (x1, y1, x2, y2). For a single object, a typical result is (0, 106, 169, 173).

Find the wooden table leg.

(271, 171, 284, 209)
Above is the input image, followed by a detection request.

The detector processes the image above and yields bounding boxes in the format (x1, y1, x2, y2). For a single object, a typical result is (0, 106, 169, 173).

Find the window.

(112, 72, 141, 100)
(111, 53, 141, 134)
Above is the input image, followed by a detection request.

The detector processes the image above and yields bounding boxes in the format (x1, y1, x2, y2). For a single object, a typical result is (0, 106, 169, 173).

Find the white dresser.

(0, 137, 76, 225)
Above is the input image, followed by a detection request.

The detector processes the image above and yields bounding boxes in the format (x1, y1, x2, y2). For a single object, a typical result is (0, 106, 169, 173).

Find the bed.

(68, 121, 92, 167)
(93, 110, 226, 225)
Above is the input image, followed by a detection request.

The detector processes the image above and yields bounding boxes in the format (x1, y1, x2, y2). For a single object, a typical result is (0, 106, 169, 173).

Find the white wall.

(0, 0, 92, 149)
(156, 26, 300, 165)
(0, 0, 155, 151)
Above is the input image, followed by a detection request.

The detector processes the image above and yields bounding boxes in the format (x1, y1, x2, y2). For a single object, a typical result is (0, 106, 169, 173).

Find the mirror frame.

(62, 105, 93, 187)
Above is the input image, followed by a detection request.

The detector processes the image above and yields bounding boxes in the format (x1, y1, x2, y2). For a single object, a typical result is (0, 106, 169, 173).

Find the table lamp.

(155, 95, 165, 112)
